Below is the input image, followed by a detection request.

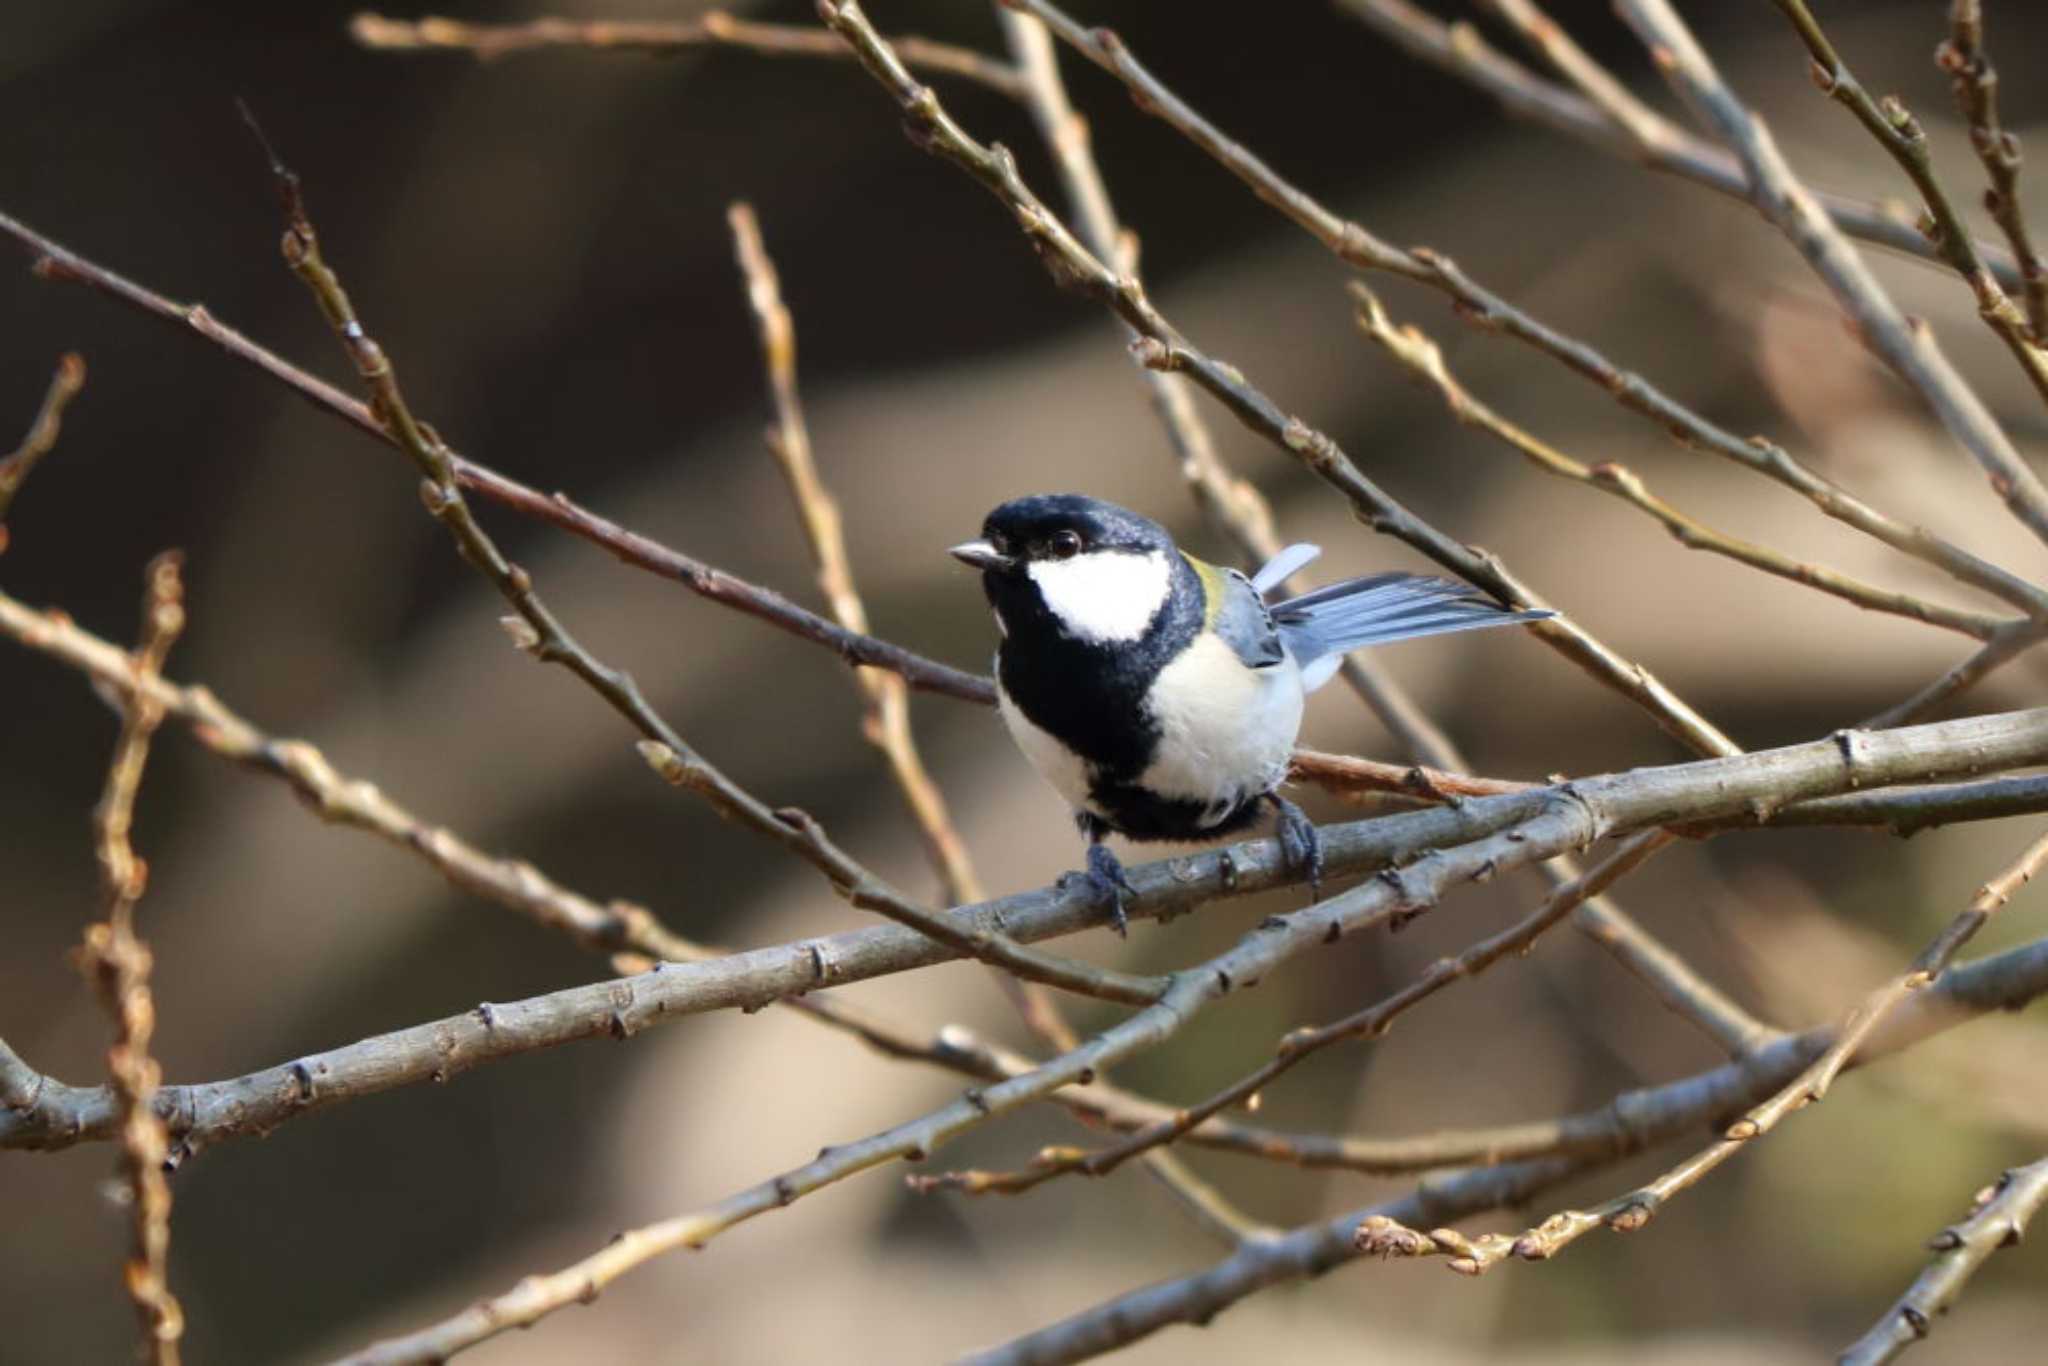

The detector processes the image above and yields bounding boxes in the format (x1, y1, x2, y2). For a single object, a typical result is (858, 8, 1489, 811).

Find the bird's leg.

(1267, 792, 1324, 902)
(1060, 811, 1136, 936)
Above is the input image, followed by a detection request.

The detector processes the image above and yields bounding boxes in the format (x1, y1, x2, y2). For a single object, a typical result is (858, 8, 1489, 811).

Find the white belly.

(997, 676, 1103, 817)
(1139, 636, 1304, 825)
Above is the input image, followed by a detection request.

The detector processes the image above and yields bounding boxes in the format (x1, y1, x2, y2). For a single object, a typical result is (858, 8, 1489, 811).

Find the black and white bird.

(950, 493, 1552, 932)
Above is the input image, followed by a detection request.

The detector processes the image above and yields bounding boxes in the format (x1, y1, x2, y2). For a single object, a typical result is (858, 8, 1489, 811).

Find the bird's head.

(951, 493, 1180, 645)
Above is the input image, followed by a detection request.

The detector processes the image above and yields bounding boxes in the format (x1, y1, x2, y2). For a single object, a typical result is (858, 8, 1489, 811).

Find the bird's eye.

(987, 532, 1010, 557)
(1048, 530, 1083, 559)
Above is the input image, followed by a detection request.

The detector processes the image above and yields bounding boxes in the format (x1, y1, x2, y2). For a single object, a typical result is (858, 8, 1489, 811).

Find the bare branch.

(75, 552, 188, 1365)
(1330, 0, 2022, 287)
(1840, 1153, 2048, 1365)
(0, 351, 85, 554)
(973, 928, 2048, 1363)
(0, 207, 993, 704)
(1616, 0, 2048, 550)
(1006, 0, 2048, 622)
(1351, 283, 2011, 638)
(1767, 0, 2048, 405)
(1939, 0, 2047, 338)
(1365, 826, 2048, 1274)
(349, 10, 1029, 100)
(728, 201, 984, 908)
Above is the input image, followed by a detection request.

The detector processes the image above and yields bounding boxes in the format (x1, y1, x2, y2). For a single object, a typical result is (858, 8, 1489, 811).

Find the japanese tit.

(950, 493, 1552, 933)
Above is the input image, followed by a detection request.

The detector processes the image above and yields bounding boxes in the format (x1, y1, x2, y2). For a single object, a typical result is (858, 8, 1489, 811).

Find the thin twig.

(75, 552, 188, 1365)
(0, 206, 992, 704)
(349, 10, 1029, 100)
(1939, 0, 2047, 339)
(1616, 0, 2048, 550)
(728, 202, 984, 908)
(1363, 826, 2048, 1274)
(968, 928, 2048, 1364)
(0, 352, 85, 554)
(1331, 0, 2023, 288)
(1840, 1153, 2048, 1365)
(1768, 0, 2048, 405)
(245, 121, 1154, 1006)
(1351, 283, 2010, 638)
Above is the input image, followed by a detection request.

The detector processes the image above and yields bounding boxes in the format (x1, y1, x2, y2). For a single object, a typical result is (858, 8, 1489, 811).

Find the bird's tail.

(1272, 572, 1553, 692)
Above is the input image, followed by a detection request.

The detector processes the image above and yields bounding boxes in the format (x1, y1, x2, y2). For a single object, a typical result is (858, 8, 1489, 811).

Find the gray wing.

(1211, 566, 1287, 669)
(1274, 572, 1552, 690)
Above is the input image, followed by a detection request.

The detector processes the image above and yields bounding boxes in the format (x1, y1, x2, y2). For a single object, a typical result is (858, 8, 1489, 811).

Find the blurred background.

(5, 1, 2048, 1361)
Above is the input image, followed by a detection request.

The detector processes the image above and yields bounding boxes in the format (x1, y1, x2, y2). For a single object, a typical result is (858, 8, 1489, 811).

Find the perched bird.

(951, 493, 1552, 933)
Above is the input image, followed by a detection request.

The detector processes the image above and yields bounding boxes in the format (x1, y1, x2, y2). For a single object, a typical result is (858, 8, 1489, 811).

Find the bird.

(950, 493, 1553, 934)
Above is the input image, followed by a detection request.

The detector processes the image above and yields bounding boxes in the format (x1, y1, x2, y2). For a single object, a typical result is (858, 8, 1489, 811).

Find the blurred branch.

(1364, 826, 2048, 1275)
(75, 552, 187, 1365)
(247, 133, 1151, 1006)
(0, 351, 85, 554)
(1350, 283, 2012, 639)
(1939, 0, 2047, 339)
(1840, 1153, 2048, 1366)
(821, 0, 1739, 763)
(349, 11, 1028, 98)
(973, 927, 2048, 1363)
(0, 207, 994, 704)
(1330, 0, 2024, 288)
(1616, 0, 2048, 551)
(1006, 0, 2048, 622)
(1768, 0, 2048, 405)
(728, 201, 984, 909)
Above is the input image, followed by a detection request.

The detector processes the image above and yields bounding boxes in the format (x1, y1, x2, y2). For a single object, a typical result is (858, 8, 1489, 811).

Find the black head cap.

(973, 494, 1173, 573)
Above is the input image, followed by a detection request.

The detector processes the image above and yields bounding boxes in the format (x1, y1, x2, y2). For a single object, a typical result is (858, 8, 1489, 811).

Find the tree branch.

(973, 929, 2048, 1364)
(75, 552, 188, 1365)
(1840, 1153, 2048, 1365)
(1350, 282, 2011, 638)
(0, 351, 85, 555)
(1938, 0, 2047, 339)
(1616, 0, 2048, 551)
(349, 10, 1029, 101)
(1767, 0, 2048, 406)
(1330, 0, 2023, 288)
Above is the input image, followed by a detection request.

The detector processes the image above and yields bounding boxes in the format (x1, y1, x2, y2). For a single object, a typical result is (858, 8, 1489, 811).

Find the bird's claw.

(1078, 843, 1136, 937)
(1270, 795, 1324, 902)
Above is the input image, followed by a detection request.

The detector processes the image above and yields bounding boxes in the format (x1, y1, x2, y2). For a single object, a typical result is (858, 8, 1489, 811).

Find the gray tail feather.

(1274, 572, 1550, 682)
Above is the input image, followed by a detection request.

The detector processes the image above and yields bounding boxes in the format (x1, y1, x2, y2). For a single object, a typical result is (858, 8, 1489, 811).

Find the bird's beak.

(949, 539, 1014, 573)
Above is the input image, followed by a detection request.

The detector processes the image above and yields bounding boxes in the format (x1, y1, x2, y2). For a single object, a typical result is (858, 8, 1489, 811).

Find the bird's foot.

(1269, 794, 1324, 902)
(1062, 843, 1136, 937)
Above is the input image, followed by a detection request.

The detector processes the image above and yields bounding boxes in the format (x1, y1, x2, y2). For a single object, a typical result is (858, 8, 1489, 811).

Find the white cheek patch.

(1027, 550, 1172, 644)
